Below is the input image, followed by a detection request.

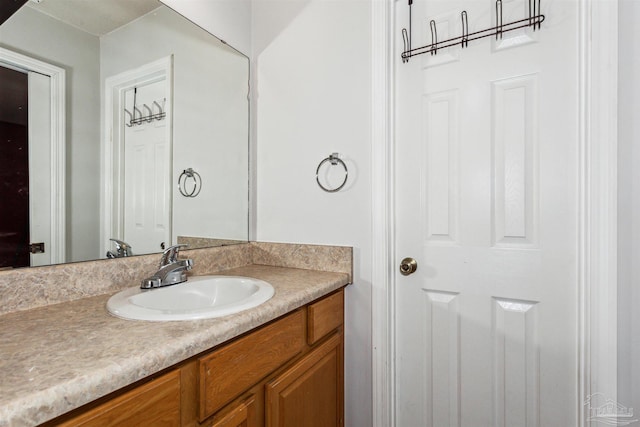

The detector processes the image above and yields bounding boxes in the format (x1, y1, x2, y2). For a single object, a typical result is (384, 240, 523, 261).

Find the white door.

(395, 1, 578, 426)
(28, 71, 52, 266)
(123, 80, 170, 254)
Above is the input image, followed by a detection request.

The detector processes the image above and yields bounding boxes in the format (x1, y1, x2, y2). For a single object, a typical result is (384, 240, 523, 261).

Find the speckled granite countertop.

(0, 265, 349, 427)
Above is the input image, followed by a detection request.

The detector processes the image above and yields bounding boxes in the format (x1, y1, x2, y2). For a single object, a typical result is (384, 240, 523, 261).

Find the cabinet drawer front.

(307, 289, 344, 345)
(57, 370, 181, 427)
(199, 310, 305, 421)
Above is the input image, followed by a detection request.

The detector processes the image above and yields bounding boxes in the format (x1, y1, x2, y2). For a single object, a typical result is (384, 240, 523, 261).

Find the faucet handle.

(160, 244, 188, 266)
(109, 239, 133, 257)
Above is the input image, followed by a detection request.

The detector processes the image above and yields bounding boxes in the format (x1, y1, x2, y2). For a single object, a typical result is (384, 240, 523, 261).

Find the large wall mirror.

(0, 0, 249, 269)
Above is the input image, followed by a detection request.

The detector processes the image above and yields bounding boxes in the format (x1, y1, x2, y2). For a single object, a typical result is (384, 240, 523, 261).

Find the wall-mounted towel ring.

(316, 153, 348, 193)
(178, 168, 202, 197)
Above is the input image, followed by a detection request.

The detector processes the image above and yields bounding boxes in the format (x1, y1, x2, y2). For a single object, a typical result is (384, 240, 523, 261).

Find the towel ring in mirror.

(178, 168, 202, 197)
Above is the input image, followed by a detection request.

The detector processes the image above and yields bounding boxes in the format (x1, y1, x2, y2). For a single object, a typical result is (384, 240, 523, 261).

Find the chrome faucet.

(106, 239, 133, 258)
(140, 244, 193, 289)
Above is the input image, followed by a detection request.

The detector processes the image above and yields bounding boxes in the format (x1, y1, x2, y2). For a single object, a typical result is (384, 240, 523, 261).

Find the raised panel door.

(395, 0, 579, 425)
(265, 333, 343, 427)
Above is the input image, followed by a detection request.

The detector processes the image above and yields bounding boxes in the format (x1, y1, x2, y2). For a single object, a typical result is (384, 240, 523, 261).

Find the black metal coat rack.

(124, 87, 167, 127)
(401, 0, 545, 63)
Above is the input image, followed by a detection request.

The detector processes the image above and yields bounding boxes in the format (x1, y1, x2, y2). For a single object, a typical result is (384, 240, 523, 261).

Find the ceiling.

(26, 0, 160, 36)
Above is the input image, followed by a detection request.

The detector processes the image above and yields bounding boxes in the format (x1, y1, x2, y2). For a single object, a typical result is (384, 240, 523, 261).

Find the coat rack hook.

(402, 29, 410, 62)
(133, 106, 143, 125)
(153, 100, 163, 115)
(528, 0, 542, 29)
(401, 0, 413, 62)
(496, 0, 504, 40)
(143, 104, 153, 123)
(461, 11, 469, 48)
(124, 109, 133, 127)
(429, 20, 438, 55)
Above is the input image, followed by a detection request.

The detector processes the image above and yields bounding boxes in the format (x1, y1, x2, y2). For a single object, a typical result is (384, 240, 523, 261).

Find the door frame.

(370, 1, 618, 425)
(0, 47, 66, 265)
(101, 56, 173, 255)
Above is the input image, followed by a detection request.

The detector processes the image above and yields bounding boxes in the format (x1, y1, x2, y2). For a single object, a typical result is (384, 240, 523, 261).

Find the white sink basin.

(106, 275, 274, 321)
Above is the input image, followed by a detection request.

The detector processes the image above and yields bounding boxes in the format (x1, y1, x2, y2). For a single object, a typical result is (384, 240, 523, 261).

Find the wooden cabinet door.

(265, 333, 343, 427)
(211, 395, 258, 427)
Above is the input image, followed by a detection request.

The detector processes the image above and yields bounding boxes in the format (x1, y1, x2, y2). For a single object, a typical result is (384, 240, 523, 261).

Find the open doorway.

(0, 59, 61, 268)
(0, 47, 66, 268)
(0, 66, 29, 268)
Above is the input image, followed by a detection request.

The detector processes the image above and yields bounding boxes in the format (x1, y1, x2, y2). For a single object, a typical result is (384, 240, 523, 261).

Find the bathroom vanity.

(0, 242, 352, 427)
(46, 289, 344, 427)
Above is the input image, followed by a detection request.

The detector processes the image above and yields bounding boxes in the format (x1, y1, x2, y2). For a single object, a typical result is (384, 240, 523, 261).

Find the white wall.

(101, 6, 249, 244)
(161, 0, 251, 55)
(618, 0, 640, 414)
(252, 1, 373, 426)
(0, 6, 101, 262)
(154, 1, 374, 422)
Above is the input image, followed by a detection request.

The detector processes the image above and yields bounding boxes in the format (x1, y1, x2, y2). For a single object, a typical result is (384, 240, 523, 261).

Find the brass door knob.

(399, 257, 418, 276)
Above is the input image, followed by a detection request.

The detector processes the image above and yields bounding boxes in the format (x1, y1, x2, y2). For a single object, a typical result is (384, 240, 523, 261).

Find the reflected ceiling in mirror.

(0, 0, 249, 270)
(28, 0, 160, 35)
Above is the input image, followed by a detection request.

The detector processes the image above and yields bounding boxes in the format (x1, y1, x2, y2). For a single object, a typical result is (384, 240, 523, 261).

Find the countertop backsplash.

(0, 242, 352, 316)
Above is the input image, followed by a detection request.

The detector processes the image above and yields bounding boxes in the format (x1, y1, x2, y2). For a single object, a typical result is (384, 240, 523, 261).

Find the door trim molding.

(371, 1, 394, 426)
(577, 0, 618, 423)
(101, 56, 173, 255)
(370, 1, 619, 425)
(0, 47, 66, 264)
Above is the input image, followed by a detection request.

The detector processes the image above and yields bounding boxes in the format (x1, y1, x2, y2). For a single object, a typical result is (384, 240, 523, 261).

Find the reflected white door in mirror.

(123, 78, 170, 254)
(0, 48, 65, 268)
(103, 57, 173, 257)
(27, 72, 52, 266)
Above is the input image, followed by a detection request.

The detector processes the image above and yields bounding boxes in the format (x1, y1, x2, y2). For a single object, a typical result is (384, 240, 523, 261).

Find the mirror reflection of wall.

(0, 0, 249, 268)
